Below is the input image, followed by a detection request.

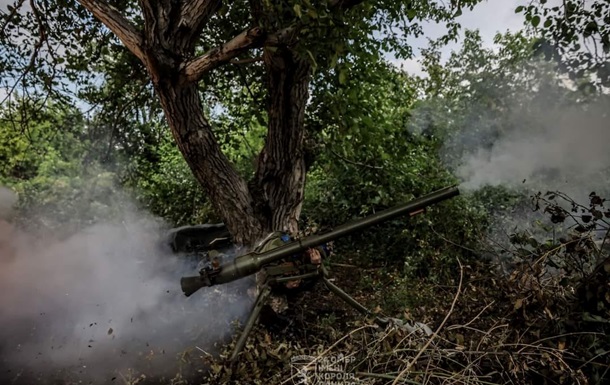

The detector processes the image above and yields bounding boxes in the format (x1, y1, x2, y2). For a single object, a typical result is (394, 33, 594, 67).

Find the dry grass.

(197, 252, 609, 385)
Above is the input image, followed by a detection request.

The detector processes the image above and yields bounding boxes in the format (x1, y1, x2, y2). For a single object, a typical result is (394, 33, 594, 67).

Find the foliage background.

(1, 1, 610, 383)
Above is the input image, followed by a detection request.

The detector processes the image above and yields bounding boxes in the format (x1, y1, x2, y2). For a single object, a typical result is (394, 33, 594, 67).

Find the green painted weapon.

(181, 185, 459, 296)
(180, 185, 460, 361)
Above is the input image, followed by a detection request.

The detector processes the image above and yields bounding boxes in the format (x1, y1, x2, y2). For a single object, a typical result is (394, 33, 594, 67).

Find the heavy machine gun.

(180, 185, 460, 361)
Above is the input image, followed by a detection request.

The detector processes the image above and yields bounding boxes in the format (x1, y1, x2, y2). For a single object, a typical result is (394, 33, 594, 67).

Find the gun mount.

(180, 185, 460, 361)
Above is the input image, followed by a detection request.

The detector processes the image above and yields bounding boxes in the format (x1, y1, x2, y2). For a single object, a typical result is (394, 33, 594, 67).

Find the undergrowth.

(16, 190, 608, 385)
(192, 190, 610, 385)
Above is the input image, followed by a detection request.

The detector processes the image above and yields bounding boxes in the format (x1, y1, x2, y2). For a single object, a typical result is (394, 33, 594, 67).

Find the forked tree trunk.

(153, 51, 311, 246)
(75, 0, 312, 246)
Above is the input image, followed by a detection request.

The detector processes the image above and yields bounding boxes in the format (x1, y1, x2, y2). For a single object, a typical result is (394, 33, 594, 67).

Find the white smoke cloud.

(0, 189, 252, 383)
(0, 186, 17, 219)
(456, 98, 610, 199)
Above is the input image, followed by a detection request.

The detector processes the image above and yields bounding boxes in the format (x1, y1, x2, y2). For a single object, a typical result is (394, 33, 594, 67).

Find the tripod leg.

(321, 275, 371, 316)
(229, 284, 272, 362)
(320, 266, 390, 327)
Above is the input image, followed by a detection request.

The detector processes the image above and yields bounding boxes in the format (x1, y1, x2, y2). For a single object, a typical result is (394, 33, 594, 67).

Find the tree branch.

(0, 0, 45, 106)
(0, 0, 26, 37)
(329, 148, 383, 170)
(76, 0, 146, 62)
(265, 26, 296, 46)
(252, 47, 312, 233)
(137, 0, 158, 46)
(180, 27, 264, 83)
(179, 0, 221, 38)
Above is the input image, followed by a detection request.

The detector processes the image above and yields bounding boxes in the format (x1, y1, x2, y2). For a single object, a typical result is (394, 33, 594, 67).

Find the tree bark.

(251, 47, 312, 235)
(77, 0, 314, 246)
(154, 80, 266, 245)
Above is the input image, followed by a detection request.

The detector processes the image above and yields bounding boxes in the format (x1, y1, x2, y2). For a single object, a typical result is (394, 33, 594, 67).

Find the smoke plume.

(454, 97, 610, 198)
(0, 186, 251, 384)
(0, 186, 17, 219)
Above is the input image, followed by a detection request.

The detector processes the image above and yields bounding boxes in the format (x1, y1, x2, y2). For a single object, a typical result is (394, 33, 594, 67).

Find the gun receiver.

(180, 185, 459, 297)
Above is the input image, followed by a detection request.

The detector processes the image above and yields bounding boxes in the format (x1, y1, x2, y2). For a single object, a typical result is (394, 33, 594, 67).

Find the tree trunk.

(154, 56, 312, 244)
(75, 0, 313, 246)
(150, 49, 312, 245)
(251, 47, 312, 235)
(154, 81, 266, 245)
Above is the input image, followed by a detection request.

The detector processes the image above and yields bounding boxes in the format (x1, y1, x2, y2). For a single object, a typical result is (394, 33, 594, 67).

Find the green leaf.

(531, 15, 541, 27)
(515, 5, 524, 13)
(330, 53, 338, 69)
(305, 49, 318, 70)
(293, 4, 302, 18)
(407, 9, 417, 21)
(543, 18, 552, 28)
(338, 69, 347, 84)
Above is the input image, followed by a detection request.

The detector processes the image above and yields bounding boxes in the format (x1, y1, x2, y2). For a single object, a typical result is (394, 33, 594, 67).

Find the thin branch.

(137, 0, 157, 43)
(392, 259, 464, 385)
(76, 0, 145, 62)
(446, 300, 496, 330)
(104, 85, 148, 161)
(597, 226, 610, 260)
(430, 223, 481, 255)
(0, 0, 26, 36)
(0, 0, 45, 107)
(329, 148, 383, 170)
(180, 27, 264, 83)
(355, 372, 423, 385)
(279, 325, 379, 385)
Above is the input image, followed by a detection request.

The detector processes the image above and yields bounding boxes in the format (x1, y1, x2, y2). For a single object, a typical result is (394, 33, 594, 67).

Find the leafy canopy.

(517, 0, 610, 90)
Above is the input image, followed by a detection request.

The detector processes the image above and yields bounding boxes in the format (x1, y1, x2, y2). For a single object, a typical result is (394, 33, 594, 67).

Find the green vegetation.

(1, 0, 610, 384)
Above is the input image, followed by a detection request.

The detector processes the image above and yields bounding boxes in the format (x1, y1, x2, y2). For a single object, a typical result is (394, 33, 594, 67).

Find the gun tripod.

(228, 263, 389, 362)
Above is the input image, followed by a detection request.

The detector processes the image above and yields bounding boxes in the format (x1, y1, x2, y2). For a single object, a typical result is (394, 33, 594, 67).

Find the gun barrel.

(293, 184, 458, 250)
(180, 276, 208, 297)
(181, 185, 459, 295)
